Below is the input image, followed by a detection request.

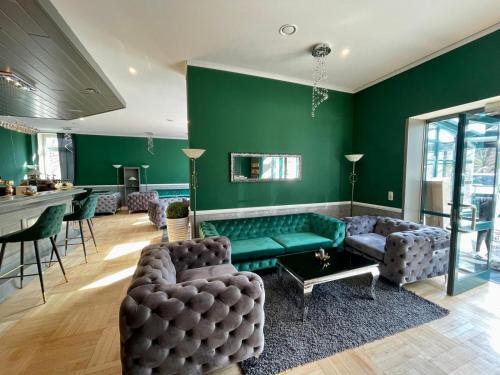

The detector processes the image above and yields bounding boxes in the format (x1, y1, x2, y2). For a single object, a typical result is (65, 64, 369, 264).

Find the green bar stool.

(0, 204, 68, 303)
(72, 188, 93, 211)
(63, 194, 98, 263)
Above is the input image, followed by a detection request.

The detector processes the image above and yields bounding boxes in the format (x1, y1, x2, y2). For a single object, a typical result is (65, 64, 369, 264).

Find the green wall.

(0, 127, 32, 184)
(354, 30, 500, 208)
(187, 66, 353, 210)
(74, 134, 189, 185)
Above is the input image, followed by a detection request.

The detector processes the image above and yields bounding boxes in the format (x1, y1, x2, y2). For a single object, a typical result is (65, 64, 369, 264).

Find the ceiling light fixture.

(145, 132, 154, 155)
(0, 70, 36, 92)
(0, 119, 39, 134)
(83, 87, 98, 94)
(341, 48, 350, 57)
(62, 127, 73, 152)
(79, 117, 85, 121)
(279, 24, 298, 36)
(128, 67, 137, 75)
(311, 43, 332, 118)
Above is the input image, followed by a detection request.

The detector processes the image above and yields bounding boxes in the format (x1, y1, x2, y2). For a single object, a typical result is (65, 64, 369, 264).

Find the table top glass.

(276, 248, 378, 282)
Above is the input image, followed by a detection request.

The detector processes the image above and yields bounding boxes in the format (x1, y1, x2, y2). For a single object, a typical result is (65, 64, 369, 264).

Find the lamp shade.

(344, 154, 364, 162)
(182, 148, 206, 159)
(112, 164, 122, 169)
(141, 164, 150, 169)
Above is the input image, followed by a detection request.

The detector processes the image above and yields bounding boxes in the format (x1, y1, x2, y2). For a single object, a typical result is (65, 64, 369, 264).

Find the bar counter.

(0, 188, 85, 301)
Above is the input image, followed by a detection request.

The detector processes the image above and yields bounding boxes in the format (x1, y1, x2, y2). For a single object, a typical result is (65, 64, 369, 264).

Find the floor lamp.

(182, 148, 206, 238)
(345, 154, 364, 216)
(112, 164, 122, 208)
(141, 165, 150, 191)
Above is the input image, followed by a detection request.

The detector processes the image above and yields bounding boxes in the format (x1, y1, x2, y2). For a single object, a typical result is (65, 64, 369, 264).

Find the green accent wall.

(0, 127, 32, 184)
(74, 134, 189, 185)
(187, 66, 353, 210)
(354, 30, 500, 208)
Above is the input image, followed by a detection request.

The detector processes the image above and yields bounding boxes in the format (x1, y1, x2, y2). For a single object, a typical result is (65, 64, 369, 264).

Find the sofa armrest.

(120, 272, 265, 374)
(199, 221, 220, 238)
(162, 237, 232, 272)
(310, 214, 345, 246)
(384, 228, 450, 284)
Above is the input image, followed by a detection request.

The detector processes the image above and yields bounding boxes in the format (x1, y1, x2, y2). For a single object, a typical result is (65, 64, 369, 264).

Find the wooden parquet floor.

(0, 212, 499, 375)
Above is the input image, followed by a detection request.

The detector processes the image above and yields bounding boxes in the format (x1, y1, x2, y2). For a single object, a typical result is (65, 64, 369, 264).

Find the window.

(37, 133, 61, 179)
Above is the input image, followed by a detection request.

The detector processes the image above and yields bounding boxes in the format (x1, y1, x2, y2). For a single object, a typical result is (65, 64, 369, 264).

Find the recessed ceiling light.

(166, 118, 174, 122)
(341, 48, 350, 57)
(128, 67, 137, 75)
(83, 87, 98, 94)
(79, 117, 85, 121)
(279, 24, 297, 36)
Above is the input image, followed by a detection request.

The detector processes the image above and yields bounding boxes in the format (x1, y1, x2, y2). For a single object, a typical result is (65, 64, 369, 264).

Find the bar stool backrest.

(73, 188, 93, 206)
(77, 194, 99, 220)
(32, 204, 67, 240)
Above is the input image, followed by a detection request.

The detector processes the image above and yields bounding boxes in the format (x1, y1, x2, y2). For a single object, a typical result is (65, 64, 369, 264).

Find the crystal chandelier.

(311, 43, 332, 118)
(62, 127, 73, 152)
(0, 70, 36, 92)
(145, 132, 154, 155)
(0, 119, 39, 134)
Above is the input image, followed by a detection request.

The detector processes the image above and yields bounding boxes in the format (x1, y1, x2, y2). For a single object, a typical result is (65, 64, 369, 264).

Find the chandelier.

(311, 43, 332, 118)
(145, 132, 154, 155)
(0, 119, 39, 134)
(0, 71, 36, 92)
(62, 127, 73, 152)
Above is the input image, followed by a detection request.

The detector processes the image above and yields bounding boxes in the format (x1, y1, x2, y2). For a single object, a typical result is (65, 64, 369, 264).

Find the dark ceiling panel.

(0, 0, 125, 120)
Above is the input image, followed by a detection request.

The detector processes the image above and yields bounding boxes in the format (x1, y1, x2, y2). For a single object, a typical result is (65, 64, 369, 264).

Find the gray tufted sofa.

(120, 236, 265, 374)
(342, 216, 450, 287)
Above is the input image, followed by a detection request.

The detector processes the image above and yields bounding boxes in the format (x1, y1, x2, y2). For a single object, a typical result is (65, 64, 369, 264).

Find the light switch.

(388, 191, 394, 201)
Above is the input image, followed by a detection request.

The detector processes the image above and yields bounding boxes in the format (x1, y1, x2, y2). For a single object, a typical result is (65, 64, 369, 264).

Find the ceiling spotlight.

(128, 67, 137, 75)
(341, 48, 350, 57)
(166, 118, 174, 122)
(79, 117, 85, 121)
(279, 24, 298, 36)
(83, 87, 98, 94)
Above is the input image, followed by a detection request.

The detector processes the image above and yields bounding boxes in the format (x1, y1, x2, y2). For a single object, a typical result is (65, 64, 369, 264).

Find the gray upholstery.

(345, 233, 386, 261)
(178, 264, 238, 283)
(95, 192, 121, 214)
(148, 197, 190, 229)
(343, 216, 450, 285)
(120, 236, 265, 374)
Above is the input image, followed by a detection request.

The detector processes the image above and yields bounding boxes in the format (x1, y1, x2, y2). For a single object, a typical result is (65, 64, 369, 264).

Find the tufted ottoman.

(95, 192, 121, 214)
(343, 216, 450, 287)
(120, 236, 265, 374)
(148, 197, 190, 229)
(127, 191, 159, 213)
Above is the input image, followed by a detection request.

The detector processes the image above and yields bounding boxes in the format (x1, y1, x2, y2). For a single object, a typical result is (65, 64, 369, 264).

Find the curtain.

(57, 133, 76, 183)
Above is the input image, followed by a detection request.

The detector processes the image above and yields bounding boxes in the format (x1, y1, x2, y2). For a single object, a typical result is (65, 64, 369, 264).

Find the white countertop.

(0, 188, 85, 215)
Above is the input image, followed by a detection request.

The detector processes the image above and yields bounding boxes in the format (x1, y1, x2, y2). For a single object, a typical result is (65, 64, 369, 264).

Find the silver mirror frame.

(230, 152, 302, 183)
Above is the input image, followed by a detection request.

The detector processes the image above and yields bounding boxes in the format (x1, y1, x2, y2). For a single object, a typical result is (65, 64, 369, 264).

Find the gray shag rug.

(240, 272, 449, 375)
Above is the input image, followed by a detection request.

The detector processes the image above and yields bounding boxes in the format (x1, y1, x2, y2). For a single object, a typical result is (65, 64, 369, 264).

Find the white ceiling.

(9, 0, 500, 138)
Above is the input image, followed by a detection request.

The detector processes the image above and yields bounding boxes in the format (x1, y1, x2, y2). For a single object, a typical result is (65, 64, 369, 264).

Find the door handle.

(448, 203, 477, 231)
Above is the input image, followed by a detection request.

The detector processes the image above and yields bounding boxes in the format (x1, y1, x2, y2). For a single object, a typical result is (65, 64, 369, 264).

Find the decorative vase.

(166, 217, 189, 241)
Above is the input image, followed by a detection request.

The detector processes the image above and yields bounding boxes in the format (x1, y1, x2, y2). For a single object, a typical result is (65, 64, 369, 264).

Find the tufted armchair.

(343, 216, 450, 286)
(127, 191, 159, 213)
(120, 237, 265, 375)
(95, 192, 121, 214)
(148, 197, 190, 229)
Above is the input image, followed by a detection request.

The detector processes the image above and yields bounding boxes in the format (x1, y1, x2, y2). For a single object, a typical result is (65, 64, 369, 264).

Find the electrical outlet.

(388, 191, 394, 201)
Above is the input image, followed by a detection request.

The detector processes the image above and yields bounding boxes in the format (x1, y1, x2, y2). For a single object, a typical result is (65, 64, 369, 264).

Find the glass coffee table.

(276, 248, 380, 320)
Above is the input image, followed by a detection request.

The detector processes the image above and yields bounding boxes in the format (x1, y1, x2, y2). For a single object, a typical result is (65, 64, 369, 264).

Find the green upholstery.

(0, 204, 66, 243)
(155, 189, 190, 198)
(64, 195, 98, 221)
(73, 188, 93, 208)
(272, 232, 333, 252)
(200, 213, 345, 270)
(231, 237, 285, 262)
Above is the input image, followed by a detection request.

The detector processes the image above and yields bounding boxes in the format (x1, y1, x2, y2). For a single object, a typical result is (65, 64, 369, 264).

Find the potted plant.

(166, 201, 190, 241)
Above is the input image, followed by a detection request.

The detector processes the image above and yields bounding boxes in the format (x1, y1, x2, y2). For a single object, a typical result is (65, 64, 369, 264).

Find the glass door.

(447, 113, 499, 295)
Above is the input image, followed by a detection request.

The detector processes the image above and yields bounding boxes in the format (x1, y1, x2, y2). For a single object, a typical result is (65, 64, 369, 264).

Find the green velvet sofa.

(199, 213, 345, 271)
(155, 189, 190, 199)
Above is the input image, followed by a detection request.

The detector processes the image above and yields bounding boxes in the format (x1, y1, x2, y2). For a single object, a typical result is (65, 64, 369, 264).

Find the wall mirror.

(230, 153, 302, 182)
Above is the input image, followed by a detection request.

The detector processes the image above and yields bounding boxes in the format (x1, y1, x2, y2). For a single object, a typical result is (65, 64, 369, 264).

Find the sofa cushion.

(345, 233, 386, 261)
(177, 264, 238, 283)
(231, 237, 286, 262)
(272, 232, 333, 253)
